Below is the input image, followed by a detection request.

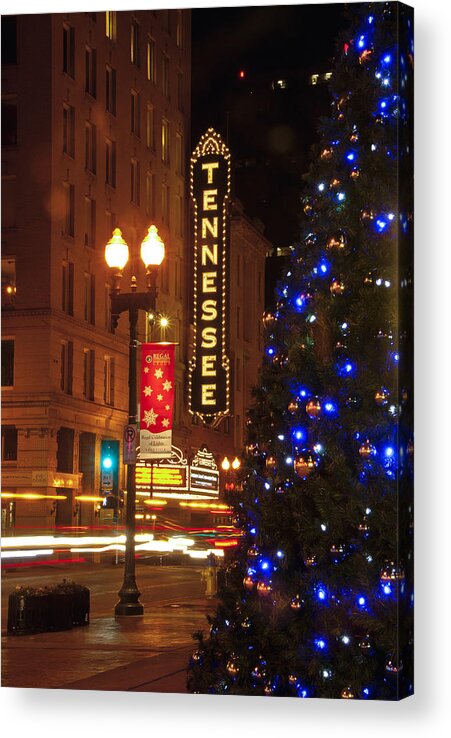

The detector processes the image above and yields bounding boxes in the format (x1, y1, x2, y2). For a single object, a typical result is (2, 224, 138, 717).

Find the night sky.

(191, 3, 349, 249)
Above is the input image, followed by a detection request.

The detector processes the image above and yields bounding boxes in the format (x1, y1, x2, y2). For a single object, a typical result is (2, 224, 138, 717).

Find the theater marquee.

(189, 128, 231, 427)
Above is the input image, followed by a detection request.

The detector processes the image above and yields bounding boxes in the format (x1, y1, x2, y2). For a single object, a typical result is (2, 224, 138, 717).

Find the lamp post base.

(114, 599, 144, 617)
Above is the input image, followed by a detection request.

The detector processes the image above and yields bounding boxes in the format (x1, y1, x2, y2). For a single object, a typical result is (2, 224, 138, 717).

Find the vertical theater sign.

(189, 129, 231, 426)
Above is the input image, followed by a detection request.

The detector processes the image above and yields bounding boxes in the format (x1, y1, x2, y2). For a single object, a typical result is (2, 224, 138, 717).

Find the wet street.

(1, 561, 214, 691)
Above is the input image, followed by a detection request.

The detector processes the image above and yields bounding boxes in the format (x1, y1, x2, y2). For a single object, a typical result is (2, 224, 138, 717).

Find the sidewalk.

(2, 589, 216, 693)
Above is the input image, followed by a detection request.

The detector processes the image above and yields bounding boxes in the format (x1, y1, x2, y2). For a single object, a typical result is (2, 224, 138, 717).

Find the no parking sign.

(123, 424, 137, 464)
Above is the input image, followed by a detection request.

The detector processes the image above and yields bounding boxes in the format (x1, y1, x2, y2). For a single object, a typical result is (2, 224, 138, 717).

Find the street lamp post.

(221, 456, 241, 492)
(105, 225, 165, 617)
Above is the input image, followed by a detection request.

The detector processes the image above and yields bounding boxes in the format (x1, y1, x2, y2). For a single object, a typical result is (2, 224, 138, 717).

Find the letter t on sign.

(202, 162, 219, 183)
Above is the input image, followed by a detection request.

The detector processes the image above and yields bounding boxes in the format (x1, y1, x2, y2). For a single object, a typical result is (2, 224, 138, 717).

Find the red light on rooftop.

(239, 70, 245, 79)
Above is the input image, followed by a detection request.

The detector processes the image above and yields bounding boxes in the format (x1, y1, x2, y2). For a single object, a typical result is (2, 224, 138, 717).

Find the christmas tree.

(188, 1, 413, 700)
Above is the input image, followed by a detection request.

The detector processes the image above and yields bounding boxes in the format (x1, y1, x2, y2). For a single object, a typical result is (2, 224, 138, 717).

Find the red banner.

(140, 343, 175, 460)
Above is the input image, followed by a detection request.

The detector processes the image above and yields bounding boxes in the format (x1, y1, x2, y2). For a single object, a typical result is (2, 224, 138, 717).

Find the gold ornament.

(304, 202, 313, 215)
(326, 233, 347, 250)
(226, 654, 240, 676)
(358, 635, 372, 650)
(341, 686, 356, 699)
(294, 452, 317, 477)
(350, 167, 360, 179)
(243, 575, 255, 591)
(361, 208, 375, 221)
(320, 147, 333, 160)
(359, 49, 373, 64)
(385, 657, 403, 673)
(375, 387, 390, 406)
(251, 663, 267, 682)
(265, 455, 277, 471)
(257, 580, 273, 597)
(380, 562, 405, 581)
(330, 279, 345, 295)
(306, 398, 322, 418)
(350, 132, 359, 143)
(304, 555, 317, 567)
(359, 439, 376, 458)
(290, 595, 302, 610)
(247, 544, 260, 558)
(288, 674, 298, 685)
(330, 177, 341, 188)
(288, 399, 300, 415)
(262, 311, 276, 328)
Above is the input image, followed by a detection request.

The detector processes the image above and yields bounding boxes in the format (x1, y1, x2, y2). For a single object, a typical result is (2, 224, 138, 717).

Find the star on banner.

(165, 404, 170, 411)
(162, 418, 170, 428)
(157, 394, 163, 402)
(143, 408, 158, 427)
(154, 368, 163, 379)
(143, 386, 153, 397)
(144, 367, 150, 374)
(163, 379, 172, 392)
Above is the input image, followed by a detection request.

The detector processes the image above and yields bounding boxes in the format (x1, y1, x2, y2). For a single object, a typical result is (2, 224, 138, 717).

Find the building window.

(131, 20, 140, 67)
(104, 283, 112, 331)
(85, 122, 97, 173)
(147, 37, 156, 83)
(162, 55, 170, 98)
(130, 159, 140, 205)
(62, 261, 74, 315)
(131, 90, 141, 137)
(63, 104, 75, 157)
(177, 70, 184, 111)
(84, 197, 96, 248)
(237, 305, 241, 338)
(85, 47, 97, 98)
(63, 182, 75, 237)
(236, 357, 242, 391)
(105, 210, 116, 240)
(175, 194, 183, 237)
(63, 23, 75, 78)
(146, 103, 155, 149)
(146, 171, 155, 217)
(2, 16, 17, 65)
(56, 427, 74, 472)
(161, 183, 170, 225)
(161, 118, 170, 164)
(175, 132, 183, 175)
(106, 66, 116, 115)
(2, 100, 17, 147)
(105, 139, 116, 187)
(2, 257, 16, 305)
(176, 10, 183, 48)
(174, 259, 182, 299)
(83, 349, 95, 400)
(60, 341, 73, 395)
(1, 339, 14, 387)
(84, 272, 96, 324)
(1, 425, 17, 461)
(104, 356, 115, 405)
(105, 11, 117, 40)
(235, 414, 242, 448)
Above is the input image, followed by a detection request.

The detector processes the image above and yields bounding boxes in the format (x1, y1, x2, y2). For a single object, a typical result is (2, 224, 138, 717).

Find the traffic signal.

(100, 439, 120, 508)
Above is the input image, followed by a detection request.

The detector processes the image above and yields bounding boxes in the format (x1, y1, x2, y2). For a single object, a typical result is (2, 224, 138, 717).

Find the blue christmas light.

(341, 635, 351, 645)
(357, 595, 367, 608)
(336, 359, 355, 377)
(318, 182, 326, 192)
(336, 191, 346, 202)
(260, 559, 271, 571)
(285, 456, 293, 465)
(276, 550, 284, 558)
(317, 586, 327, 602)
(297, 687, 309, 698)
(382, 53, 392, 65)
(264, 482, 271, 490)
(357, 35, 366, 49)
(323, 401, 337, 415)
(384, 446, 395, 458)
(368, 15, 374, 23)
(381, 582, 392, 596)
(277, 434, 285, 440)
(313, 443, 324, 454)
(266, 347, 275, 357)
(314, 638, 327, 651)
(298, 387, 308, 398)
(318, 259, 330, 275)
(250, 527, 257, 535)
(362, 687, 370, 698)
(292, 427, 307, 442)
(346, 151, 356, 162)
